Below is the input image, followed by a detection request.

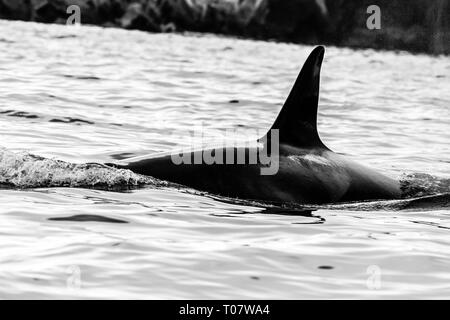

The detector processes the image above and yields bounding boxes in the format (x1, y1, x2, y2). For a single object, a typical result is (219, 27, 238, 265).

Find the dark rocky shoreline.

(1, 0, 448, 55)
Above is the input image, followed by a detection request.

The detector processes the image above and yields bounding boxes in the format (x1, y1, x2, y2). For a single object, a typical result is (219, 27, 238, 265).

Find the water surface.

(0, 20, 449, 299)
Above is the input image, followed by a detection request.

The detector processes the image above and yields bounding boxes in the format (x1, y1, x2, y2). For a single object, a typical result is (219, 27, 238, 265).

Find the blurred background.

(0, 0, 448, 55)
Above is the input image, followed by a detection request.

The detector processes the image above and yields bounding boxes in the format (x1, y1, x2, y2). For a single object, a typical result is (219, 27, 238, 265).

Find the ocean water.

(0, 20, 449, 299)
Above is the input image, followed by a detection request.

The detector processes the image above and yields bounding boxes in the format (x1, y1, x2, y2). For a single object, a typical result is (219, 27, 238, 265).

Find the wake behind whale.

(0, 147, 163, 190)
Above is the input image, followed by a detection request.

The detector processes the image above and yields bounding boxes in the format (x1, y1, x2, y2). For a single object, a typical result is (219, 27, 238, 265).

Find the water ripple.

(0, 20, 449, 299)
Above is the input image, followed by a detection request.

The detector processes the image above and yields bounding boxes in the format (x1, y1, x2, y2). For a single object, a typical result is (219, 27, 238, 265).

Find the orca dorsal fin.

(261, 46, 328, 150)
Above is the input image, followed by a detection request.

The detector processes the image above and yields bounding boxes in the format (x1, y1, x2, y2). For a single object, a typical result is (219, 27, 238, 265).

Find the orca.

(108, 46, 401, 205)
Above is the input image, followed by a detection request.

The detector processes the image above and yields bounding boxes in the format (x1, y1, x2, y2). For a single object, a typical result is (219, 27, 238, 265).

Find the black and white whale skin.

(109, 46, 401, 205)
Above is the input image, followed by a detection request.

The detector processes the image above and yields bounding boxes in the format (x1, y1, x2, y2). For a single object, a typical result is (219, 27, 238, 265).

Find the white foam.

(0, 148, 163, 189)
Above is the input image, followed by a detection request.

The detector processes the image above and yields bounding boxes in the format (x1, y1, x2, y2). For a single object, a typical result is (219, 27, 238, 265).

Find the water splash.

(0, 148, 165, 189)
(399, 172, 450, 198)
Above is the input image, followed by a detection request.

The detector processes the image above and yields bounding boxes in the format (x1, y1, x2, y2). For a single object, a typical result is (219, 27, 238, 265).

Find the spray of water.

(0, 148, 165, 189)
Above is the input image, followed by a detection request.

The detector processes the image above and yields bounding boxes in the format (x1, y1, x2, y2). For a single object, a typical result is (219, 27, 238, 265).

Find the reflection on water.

(0, 20, 449, 299)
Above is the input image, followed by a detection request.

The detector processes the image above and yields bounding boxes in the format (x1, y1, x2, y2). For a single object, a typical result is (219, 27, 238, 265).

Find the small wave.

(53, 35, 79, 39)
(61, 74, 102, 80)
(49, 214, 128, 224)
(49, 117, 94, 125)
(0, 110, 40, 119)
(209, 192, 450, 213)
(1, 109, 95, 125)
(0, 148, 166, 190)
(317, 193, 450, 211)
